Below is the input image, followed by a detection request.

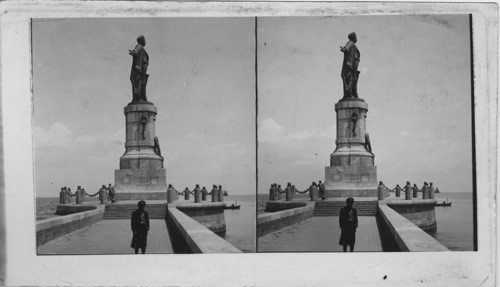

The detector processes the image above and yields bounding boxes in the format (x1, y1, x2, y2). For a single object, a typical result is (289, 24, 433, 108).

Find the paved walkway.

(258, 216, 383, 252)
(37, 220, 174, 255)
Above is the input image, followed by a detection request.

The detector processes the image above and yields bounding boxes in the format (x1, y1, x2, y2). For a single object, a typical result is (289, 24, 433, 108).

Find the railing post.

(423, 184, 430, 199)
(218, 187, 224, 202)
(405, 183, 412, 200)
(76, 189, 82, 204)
(59, 188, 66, 204)
(377, 182, 385, 200)
(194, 189, 201, 203)
(167, 188, 176, 203)
(285, 188, 292, 201)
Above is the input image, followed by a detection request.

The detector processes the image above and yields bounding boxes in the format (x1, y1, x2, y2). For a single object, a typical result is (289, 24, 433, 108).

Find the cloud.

(35, 123, 125, 148)
(258, 118, 284, 144)
(259, 118, 333, 146)
(34, 122, 73, 147)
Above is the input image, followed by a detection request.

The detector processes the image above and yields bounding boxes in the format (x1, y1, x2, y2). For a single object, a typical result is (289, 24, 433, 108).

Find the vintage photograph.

(0, 2, 496, 286)
(33, 18, 256, 254)
(256, 15, 475, 252)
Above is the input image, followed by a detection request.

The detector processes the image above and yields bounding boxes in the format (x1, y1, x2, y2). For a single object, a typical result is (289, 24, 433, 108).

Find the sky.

(33, 18, 256, 197)
(257, 15, 472, 194)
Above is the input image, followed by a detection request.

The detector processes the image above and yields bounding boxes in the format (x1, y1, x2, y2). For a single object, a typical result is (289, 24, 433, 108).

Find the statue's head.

(137, 35, 146, 46)
(348, 32, 357, 43)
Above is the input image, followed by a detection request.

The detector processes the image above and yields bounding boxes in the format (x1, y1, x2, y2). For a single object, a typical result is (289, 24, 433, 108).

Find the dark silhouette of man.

(339, 197, 358, 252)
(108, 183, 116, 203)
(131, 200, 150, 254)
(318, 180, 326, 201)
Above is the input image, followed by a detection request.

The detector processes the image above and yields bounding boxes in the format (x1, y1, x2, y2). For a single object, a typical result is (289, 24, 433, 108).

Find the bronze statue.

(340, 32, 360, 98)
(129, 35, 149, 102)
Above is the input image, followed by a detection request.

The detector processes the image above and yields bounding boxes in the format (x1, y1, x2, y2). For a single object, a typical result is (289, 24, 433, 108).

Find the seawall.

(167, 205, 241, 253)
(385, 199, 437, 231)
(36, 206, 105, 247)
(257, 202, 315, 237)
(377, 204, 448, 251)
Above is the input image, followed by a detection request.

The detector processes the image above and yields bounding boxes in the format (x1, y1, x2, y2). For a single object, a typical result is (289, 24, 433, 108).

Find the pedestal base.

(114, 168, 167, 196)
(325, 165, 377, 197)
(324, 188, 377, 197)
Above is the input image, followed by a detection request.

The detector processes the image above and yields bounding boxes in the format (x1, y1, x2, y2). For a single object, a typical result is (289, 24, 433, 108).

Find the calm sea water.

(430, 192, 474, 251)
(36, 195, 256, 253)
(223, 195, 256, 253)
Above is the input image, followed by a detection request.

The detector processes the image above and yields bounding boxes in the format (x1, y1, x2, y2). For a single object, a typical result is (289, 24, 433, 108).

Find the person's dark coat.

(318, 183, 326, 199)
(130, 209, 150, 249)
(338, 206, 358, 246)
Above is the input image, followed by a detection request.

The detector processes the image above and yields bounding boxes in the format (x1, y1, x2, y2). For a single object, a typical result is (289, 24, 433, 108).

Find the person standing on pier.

(108, 183, 116, 204)
(339, 197, 358, 252)
(318, 180, 326, 201)
(131, 200, 150, 254)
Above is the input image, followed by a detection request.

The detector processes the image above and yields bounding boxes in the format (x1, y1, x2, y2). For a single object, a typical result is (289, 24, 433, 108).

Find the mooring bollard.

(167, 188, 176, 203)
(59, 189, 65, 204)
(212, 188, 219, 202)
(99, 188, 107, 204)
(76, 189, 82, 204)
(423, 184, 430, 199)
(201, 188, 207, 201)
(429, 183, 435, 199)
(218, 187, 224, 202)
(395, 185, 401, 197)
(194, 189, 201, 203)
(377, 184, 385, 201)
(269, 185, 275, 201)
(184, 188, 190, 200)
(310, 187, 317, 201)
(285, 188, 292, 201)
(405, 183, 412, 200)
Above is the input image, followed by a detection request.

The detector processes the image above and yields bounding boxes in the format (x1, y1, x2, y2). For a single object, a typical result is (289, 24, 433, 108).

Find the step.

(313, 200, 378, 216)
(103, 203, 167, 219)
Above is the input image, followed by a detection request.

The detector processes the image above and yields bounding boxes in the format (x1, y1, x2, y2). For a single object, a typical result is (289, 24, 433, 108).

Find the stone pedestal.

(114, 101, 167, 199)
(325, 98, 377, 197)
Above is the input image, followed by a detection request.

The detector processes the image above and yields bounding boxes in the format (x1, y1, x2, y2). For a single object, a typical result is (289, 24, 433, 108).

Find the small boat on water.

(434, 198, 452, 207)
(224, 201, 241, 210)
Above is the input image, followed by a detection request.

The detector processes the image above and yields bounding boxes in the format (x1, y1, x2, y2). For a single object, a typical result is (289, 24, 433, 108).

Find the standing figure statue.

(129, 35, 149, 102)
(340, 32, 360, 99)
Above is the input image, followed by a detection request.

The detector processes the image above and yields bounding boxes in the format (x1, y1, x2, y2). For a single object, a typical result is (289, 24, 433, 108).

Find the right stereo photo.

(256, 15, 474, 253)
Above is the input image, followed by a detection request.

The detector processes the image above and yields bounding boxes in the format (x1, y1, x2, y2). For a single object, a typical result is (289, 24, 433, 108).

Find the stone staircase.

(313, 200, 378, 216)
(103, 203, 168, 219)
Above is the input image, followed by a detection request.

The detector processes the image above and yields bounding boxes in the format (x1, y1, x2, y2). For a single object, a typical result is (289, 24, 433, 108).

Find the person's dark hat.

(346, 197, 354, 204)
(138, 200, 146, 207)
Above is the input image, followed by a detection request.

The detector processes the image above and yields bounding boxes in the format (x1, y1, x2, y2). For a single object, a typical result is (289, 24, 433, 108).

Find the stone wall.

(166, 206, 241, 253)
(377, 204, 448, 252)
(386, 199, 437, 231)
(265, 201, 306, 212)
(36, 207, 105, 247)
(56, 204, 97, 215)
(174, 202, 227, 236)
(257, 202, 315, 237)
